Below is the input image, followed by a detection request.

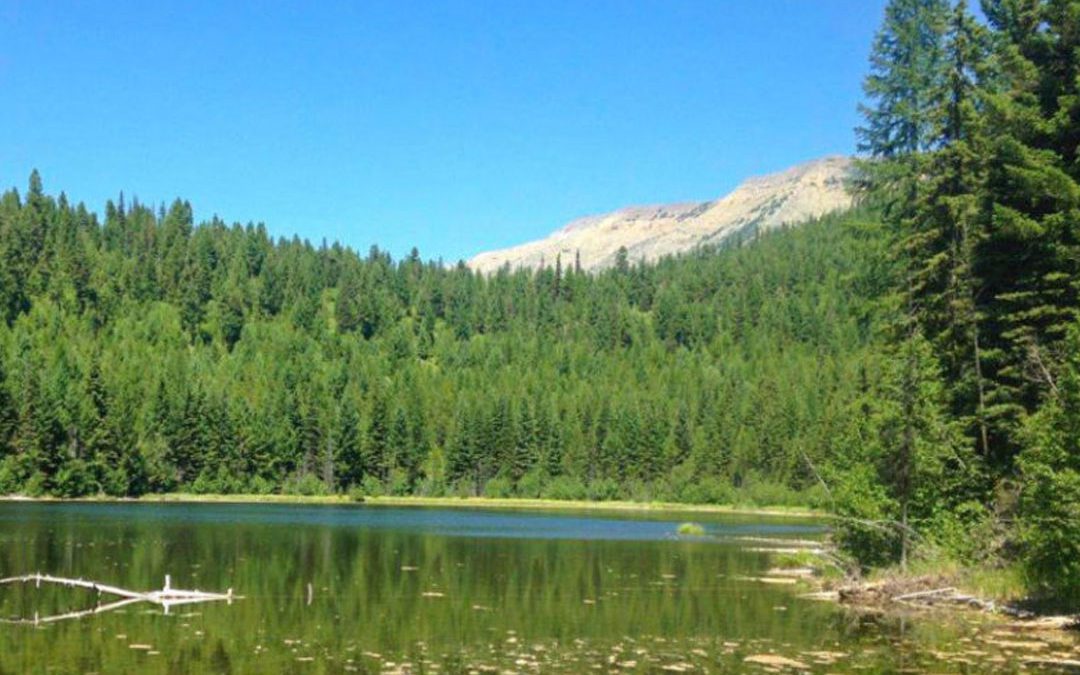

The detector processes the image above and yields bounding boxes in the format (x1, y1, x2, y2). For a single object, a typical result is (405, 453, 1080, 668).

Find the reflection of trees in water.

(0, 506, 839, 673)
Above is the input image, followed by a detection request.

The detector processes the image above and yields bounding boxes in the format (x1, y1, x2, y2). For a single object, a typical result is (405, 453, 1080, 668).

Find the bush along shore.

(758, 535, 1080, 637)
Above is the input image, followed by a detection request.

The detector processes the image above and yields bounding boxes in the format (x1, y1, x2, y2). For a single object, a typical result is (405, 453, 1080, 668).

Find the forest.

(0, 0, 1077, 604)
(0, 176, 890, 505)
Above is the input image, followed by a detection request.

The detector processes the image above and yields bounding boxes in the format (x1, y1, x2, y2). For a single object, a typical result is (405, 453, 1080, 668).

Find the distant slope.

(468, 156, 854, 273)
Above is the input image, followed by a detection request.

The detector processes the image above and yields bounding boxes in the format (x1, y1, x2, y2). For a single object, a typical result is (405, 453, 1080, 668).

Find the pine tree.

(868, 331, 968, 568)
(82, 358, 118, 493)
(365, 393, 390, 482)
(857, 0, 951, 159)
(0, 348, 14, 456)
(904, 0, 996, 460)
(976, 0, 1080, 458)
(335, 403, 363, 490)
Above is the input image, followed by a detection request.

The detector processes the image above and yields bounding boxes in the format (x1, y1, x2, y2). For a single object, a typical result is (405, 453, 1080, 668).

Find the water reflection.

(0, 502, 1074, 673)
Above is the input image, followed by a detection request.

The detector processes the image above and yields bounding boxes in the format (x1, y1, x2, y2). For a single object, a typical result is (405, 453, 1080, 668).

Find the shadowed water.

(0, 502, 1074, 673)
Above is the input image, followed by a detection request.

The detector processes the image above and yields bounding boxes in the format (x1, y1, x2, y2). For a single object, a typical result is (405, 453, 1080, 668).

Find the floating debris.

(744, 654, 810, 669)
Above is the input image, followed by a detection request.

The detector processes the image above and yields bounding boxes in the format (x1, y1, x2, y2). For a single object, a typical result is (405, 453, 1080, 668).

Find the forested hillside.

(0, 178, 891, 504)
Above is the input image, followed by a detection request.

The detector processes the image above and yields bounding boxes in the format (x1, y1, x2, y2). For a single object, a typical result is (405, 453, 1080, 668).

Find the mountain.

(468, 156, 854, 273)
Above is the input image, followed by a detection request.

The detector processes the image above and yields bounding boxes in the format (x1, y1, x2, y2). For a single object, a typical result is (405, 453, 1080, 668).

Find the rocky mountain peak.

(468, 156, 854, 273)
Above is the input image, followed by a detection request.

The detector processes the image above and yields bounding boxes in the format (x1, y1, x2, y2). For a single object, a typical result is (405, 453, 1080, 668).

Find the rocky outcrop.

(468, 156, 854, 273)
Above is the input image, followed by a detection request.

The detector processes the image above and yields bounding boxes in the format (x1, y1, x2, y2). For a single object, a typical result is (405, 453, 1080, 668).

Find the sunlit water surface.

(0, 502, 1076, 673)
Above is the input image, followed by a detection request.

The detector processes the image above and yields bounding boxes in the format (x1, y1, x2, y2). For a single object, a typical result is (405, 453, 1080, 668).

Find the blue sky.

(0, 1, 885, 263)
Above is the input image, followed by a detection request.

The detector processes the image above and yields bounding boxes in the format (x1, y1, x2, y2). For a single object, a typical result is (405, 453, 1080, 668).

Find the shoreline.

(780, 559, 1080, 635)
(0, 493, 824, 519)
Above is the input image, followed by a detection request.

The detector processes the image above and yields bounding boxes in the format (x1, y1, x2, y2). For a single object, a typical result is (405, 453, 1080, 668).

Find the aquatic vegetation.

(676, 522, 705, 536)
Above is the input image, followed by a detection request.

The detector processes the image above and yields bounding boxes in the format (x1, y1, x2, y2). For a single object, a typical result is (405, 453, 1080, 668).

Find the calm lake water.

(0, 502, 1076, 673)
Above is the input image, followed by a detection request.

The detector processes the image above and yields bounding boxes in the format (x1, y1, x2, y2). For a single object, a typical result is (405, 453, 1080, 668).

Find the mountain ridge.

(468, 156, 855, 273)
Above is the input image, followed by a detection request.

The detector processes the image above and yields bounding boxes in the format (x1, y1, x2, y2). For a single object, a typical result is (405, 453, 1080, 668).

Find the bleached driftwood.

(0, 572, 238, 624)
(892, 586, 956, 602)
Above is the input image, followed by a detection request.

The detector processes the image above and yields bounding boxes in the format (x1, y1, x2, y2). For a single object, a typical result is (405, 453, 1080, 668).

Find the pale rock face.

(468, 156, 854, 273)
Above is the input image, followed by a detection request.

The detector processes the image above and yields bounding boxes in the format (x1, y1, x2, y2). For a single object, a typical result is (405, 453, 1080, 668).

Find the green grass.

(773, 550, 821, 569)
(676, 522, 706, 536)
(867, 557, 1029, 605)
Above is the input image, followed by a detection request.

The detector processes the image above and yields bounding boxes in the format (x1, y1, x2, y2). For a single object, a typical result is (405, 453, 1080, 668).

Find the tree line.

(0, 176, 891, 508)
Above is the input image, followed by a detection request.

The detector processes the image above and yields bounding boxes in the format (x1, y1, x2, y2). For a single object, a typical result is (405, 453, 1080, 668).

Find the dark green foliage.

(0, 174, 890, 505)
(855, 0, 1080, 603)
(857, 0, 951, 158)
(832, 331, 975, 569)
(1018, 322, 1080, 605)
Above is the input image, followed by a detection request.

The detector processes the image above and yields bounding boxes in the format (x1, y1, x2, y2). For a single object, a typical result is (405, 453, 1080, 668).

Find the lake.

(0, 502, 1074, 673)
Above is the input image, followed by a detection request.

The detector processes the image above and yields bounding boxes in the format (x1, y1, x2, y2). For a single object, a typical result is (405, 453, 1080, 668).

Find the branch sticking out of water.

(0, 573, 239, 625)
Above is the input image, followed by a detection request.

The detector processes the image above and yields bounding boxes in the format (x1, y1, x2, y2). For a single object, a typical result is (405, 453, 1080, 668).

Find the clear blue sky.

(0, 1, 886, 263)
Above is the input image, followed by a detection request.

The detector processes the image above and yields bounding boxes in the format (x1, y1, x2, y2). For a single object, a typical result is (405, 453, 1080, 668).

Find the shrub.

(99, 466, 131, 497)
(1016, 327, 1080, 607)
(676, 522, 706, 536)
(387, 468, 411, 496)
(482, 476, 513, 499)
(623, 479, 655, 503)
(831, 465, 900, 570)
(283, 473, 331, 496)
(22, 471, 48, 498)
(246, 474, 276, 495)
(360, 475, 385, 498)
(1019, 462, 1080, 605)
(0, 455, 29, 494)
(515, 470, 544, 498)
(680, 476, 734, 504)
(737, 478, 801, 507)
(54, 459, 98, 498)
(587, 478, 622, 501)
(922, 500, 995, 563)
(541, 476, 588, 501)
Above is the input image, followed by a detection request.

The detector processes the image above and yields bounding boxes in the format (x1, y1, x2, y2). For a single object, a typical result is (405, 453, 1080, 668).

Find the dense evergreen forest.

(0, 174, 892, 504)
(1, 0, 1078, 605)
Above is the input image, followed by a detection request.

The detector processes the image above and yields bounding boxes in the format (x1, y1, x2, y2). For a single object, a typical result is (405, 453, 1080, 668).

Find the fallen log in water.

(0, 572, 238, 624)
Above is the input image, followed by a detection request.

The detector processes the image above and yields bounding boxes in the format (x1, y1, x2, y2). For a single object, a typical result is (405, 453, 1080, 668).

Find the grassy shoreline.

(0, 492, 824, 519)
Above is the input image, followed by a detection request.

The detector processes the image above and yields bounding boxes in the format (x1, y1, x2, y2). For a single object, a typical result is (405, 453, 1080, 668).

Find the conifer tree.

(838, 331, 968, 568)
(906, 0, 996, 459)
(365, 394, 390, 483)
(857, 0, 951, 158)
(335, 403, 363, 490)
(976, 0, 1080, 456)
(0, 348, 13, 456)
